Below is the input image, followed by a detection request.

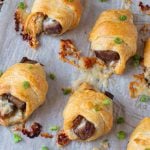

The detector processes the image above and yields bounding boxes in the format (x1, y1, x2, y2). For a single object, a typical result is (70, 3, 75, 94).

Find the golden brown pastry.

(15, 0, 82, 48)
(129, 39, 150, 98)
(63, 83, 113, 141)
(127, 117, 150, 150)
(89, 9, 138, 75)
(0, 57, 48, 126)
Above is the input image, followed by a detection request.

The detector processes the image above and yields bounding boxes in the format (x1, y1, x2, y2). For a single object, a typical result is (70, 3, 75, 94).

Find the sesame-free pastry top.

(127, 117, 150, 150)
(15, 0, 82, 48)
(89, 9, 138, 75)
(63, 83, 113, 141)
(0, 57, 48, 126)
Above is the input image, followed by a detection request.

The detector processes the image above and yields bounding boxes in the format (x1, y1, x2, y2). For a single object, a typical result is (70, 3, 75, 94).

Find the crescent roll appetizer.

(15, 0, 82, 48)
(89, 9, 138, 75)
(0, 57, 48, 126)
(127, 117, 150, 150)
(63, 83, 113, 141)
(129, 39, 150, 98)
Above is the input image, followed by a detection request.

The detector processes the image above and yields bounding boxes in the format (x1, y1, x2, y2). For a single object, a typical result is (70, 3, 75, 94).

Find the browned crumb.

(129, 74, 145, 98)
(59, 39, 105, 69)
(80, 57, 97, 69)
(57, 130, 71, 147)
(139, 1, 150, 15)
(59, 39, 81, 67)
(22, 122, 42, 138)
(14, 6, 45, 48)
(40, 132, 53, 139)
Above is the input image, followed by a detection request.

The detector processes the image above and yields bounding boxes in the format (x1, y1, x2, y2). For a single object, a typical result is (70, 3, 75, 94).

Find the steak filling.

(95, 50, 120, 63)
(43, 18, 62, 35)
(0, 94, 26, 118)
(72, 115, 95, 140)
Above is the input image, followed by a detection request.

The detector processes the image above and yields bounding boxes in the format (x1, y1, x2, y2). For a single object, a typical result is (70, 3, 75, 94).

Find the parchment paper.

(0, 0, 150, 150)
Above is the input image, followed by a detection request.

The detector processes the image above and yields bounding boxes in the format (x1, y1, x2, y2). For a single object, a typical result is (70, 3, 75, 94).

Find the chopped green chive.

(117, 131, 126, 140)
(62, 88, 72, 95)
(0, 71, 3, 77)
(67, 0, 74, 2)
(94, 104, 101, 112)
(41, 146, 49, 150)
(119, 15, 127, 21)
(99, 0, 108, 2)
(117, 117, 125, 124)
(29, 65, 33, 69)
(13, 133, 22, 143)
(23, 81, 30, 89)
(140, 95, 150, 102)
(145, 148, 150, 150)
(18, 2, 26, 9)
(114, 37, 124, 44)
(132, 54, 141, 67)
(102, 98, 111, 105)
(49, 73, 56, 80)
(50, 126, 60, 131)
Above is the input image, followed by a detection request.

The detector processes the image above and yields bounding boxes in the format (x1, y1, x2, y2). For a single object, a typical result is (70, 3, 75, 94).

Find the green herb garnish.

(50, 126, 60, 131)
(117, 131, 126, 140)
(94, 104, 101, 112)
(114, 37, 124, 44)
(102, 98, 111, 105)
(117, 117, 125, 124)
(145, 148, 150, 150)
(49, 73, 56, 80)
(23, 81, 30, 89)
(140, 95, 150, 102)
(18, 2, 26, 9)
(62, 88, 72, 95)
(67, 0, 74, 2)
(41, 146, 49, 150)
(13, 133, 22, 143)
(119, 15, 127, 21)
(29, 65, 33, 69)
(132, 54, 141, 67)
(0, 71, 3, 77)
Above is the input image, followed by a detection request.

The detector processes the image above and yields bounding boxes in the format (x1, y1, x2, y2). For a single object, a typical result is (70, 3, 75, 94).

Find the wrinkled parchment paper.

(0, 0, 150, 149)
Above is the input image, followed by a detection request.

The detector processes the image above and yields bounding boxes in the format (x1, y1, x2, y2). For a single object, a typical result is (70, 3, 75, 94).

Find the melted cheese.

(0, 99, 14, 116)
(76, 118, 86, 130)
(8, 109, 23, 124)
(73, 62, 115, 91)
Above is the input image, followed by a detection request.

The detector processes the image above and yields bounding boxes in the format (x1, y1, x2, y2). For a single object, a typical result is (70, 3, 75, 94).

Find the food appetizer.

(89, 9, 138, 74)
(127, 117, 150, 150)
(129, 39, 150, 98)
(15, 0, 82, 48)
(0, 57, 48, 126)
(62, 83, 113, 141)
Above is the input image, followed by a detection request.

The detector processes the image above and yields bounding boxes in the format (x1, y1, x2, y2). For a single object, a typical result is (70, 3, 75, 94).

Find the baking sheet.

(0, 0, 150, 149)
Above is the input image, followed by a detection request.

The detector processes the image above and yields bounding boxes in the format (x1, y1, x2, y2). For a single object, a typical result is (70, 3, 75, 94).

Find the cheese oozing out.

(0, 99, 14, 117)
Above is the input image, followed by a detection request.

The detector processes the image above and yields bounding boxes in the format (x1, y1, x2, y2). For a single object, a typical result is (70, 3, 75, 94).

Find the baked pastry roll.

(15, 0, 82, 48)
(144, 38, 150, 85)
(63, 83, 113, 141)
(0, 57, 48, 126)
(129, 39, 150, 98)
(89, 9, 138, 75)
(127, 117, 150, 150)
